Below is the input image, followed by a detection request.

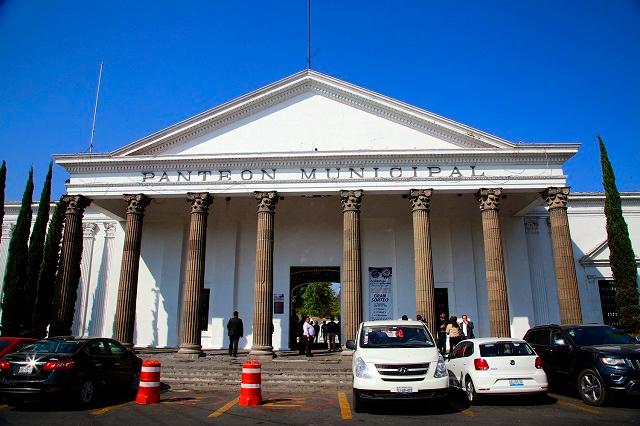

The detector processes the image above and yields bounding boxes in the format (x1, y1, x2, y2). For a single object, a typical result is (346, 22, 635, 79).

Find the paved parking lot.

(0, 388, 638, 425)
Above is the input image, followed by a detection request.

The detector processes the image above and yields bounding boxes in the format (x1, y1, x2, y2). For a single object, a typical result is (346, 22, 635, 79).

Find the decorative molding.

(477, 188, 502, 211)
(340, 190, 364, 212)
(254, 191, 279, 213)
(62, 194, 91, 215)
(187, 192, 213, 214)
(541, 187, 570, 210)
(524, 217, 539, 234)
(409, 189, 432, 212)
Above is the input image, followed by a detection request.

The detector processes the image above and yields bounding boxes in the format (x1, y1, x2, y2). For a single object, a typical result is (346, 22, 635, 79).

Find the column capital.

(541, 187, 570, 210)
(187, 192, 213, 214)
(103, 222, 117, 238)
(254, 191, 279, 213)
(477, 188, 502, 211)
(82, 223, 98, 238)
(123, 194, 150, 215)
(62, 194, 91, 215)
(524, 217, 540, 234)
(1, 223, 15, 240)
(340, 190, 364, 212)
(409, 189, 433, 212)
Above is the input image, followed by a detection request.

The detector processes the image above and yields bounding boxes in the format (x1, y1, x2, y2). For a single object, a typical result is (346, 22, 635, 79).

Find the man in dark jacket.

(227, 311, 243, 357)
(461, 314, 475, 339)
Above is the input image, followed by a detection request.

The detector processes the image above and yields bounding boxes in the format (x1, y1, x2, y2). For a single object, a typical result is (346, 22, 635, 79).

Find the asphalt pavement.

(0, 387, 638, 425)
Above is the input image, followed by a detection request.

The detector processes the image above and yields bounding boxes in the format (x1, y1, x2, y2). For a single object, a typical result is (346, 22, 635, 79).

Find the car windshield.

(565, 326, 637, 346)
(18, 340, 82, 354)
(360, 325, 434, 348)
(480, 341, 535, 357)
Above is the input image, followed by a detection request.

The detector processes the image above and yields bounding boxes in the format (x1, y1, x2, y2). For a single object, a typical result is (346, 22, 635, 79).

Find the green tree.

(599, 136, 640, 334)
(21, 162, 52, 335)
(0, 168, 34, 336)
(299, 282, 338, 318)
(31, 196, 68, 338)
(0, 161, 6, 241)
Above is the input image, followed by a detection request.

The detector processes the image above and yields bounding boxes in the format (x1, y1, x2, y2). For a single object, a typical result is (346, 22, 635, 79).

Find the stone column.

(541, 187, 582, 324)
(477, 188, 511, 337)
(0, 223, 16, 297)
(341, 190, 363, 343)
(72, 223, 97, 336)
(88, 222, 117, 337)
(178, 192, 214, 358)
(524, 217, 550, 325)
(50, 195, 91, 337)
(410, 189, 436, 334)
(250, 191, 279, 357)
(113, 194, 150, 348)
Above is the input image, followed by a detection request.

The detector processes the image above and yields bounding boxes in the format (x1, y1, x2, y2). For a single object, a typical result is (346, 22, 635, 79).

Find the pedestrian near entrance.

(321, 320, 327, 343)
(446, 316, 462, 353)
(461, 314, 475, 339)
(303, 316, 315, 357)
(313, 321, 320, 343)
(297, 316, 305, 355)
(326, 317, 338, 351)
(226, 311, 243, 357)
(437, 312, 447, 355)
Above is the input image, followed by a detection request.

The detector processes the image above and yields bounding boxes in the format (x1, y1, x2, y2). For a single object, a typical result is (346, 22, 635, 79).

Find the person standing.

(226, 311, 243, 358)
(303, 316, 315, 357)
(326, 317, 338, 351)
(446, 316, 462, 354)
(321, 320, 327, 343)
(313, 321, 320, 343)
(297, 316, 305, 355)
(461, 314, 475, 339)
(437, 312, 447, 355)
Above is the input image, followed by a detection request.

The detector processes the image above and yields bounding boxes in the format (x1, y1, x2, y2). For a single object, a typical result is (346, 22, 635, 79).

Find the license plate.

(18, 366, 33, 375)
(395, 386, 415, 393)
(509, 379, 524, 386)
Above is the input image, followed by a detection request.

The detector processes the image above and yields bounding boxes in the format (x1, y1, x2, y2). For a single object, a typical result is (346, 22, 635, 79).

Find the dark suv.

(524, 324, 640, 406)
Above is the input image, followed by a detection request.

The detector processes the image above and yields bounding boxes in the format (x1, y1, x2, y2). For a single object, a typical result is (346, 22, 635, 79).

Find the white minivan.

(346, 320, 449, 412)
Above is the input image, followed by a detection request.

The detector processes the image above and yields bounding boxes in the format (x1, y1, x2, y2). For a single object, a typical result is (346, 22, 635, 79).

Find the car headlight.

(354, 356, 373, 379)
(600, 357, 627, 367)
(434, 354, 447, 378)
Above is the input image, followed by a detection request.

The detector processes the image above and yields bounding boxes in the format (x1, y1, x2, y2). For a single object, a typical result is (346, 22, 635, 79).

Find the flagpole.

(88, 62, 104, 153)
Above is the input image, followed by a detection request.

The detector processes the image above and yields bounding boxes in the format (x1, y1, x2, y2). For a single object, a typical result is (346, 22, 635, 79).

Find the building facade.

(2, 71, 639, 355)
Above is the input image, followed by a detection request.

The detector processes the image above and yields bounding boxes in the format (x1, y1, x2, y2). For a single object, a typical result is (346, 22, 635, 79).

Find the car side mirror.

(346, 340, 356, 350)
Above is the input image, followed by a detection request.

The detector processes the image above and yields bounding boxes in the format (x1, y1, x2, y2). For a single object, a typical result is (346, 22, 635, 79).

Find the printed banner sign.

(368, 267, 393, 320)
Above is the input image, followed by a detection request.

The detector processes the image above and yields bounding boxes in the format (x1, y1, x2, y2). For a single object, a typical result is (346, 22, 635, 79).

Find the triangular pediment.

(579, 239, 640, 266)
(112, 70, 515, 157)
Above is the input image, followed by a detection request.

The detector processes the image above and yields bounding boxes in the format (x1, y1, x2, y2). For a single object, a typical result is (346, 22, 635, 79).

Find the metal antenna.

(307, 0, 311, 69)
(88, 62, 104, 153)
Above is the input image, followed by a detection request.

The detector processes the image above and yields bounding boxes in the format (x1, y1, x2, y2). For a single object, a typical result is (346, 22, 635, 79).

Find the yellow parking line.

(91, 401, 131, 415)
(337, 391, 352, 420)
(461, 409, 475, 416)
(556, 399, 601, 416)
(208, 398, 238, 418)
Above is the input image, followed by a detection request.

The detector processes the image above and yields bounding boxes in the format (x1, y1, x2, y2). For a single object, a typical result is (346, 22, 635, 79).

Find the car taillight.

(0, 360, 10, 370)
(474, 358, 489, 370)
(43, 360, 75, 371)
(535, 356, 543, 369)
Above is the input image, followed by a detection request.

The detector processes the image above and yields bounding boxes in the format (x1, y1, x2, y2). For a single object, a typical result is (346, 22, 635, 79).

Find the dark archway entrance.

(289, 266, 340, 350)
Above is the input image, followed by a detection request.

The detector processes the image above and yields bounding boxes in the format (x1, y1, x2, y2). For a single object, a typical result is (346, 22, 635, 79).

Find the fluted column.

(250, 191, 279, 357)
(541, 187, 582, 324)
(113, 194, 150, 348)
(524, 217, 551, 324)
(409, 189, 436, 334)
(341, 190, 363, 343)
(72, 223, 97, 336)
(50, 195, 91, 336)
(0, 223, 15, 299)
(178, 192, 213, 358)
(477, 188, 511, 337)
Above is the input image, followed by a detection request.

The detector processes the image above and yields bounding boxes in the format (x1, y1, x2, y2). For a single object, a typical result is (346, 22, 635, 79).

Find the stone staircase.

(136, 349, 353, 391)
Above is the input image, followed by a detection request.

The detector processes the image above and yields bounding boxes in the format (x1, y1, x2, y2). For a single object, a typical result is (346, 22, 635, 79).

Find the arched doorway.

(289, 266, 340, 350)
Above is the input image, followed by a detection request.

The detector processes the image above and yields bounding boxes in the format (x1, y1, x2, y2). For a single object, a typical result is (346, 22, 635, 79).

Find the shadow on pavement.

(359, 395, 462, 416)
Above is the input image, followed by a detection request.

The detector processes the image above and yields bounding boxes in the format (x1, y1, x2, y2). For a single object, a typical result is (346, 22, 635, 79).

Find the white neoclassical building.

(2, 71, 638, 355)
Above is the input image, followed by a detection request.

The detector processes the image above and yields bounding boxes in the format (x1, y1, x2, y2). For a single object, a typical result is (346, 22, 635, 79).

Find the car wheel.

(465, 377, 481, 405)
(578, 369, 608, 406)
(78, 379, 95, 406)
(353, 389, 365, 413)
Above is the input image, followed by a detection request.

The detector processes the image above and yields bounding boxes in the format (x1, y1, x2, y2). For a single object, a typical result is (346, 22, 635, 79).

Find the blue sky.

(0, 0, 638, 200)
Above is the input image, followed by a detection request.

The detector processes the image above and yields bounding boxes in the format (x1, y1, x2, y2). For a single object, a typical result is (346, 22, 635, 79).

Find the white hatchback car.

(346, 320, 448, 412)
(446, 338, 548, 404)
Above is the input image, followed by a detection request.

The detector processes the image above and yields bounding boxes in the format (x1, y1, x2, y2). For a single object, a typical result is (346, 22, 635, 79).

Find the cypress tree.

(0, 168, 34, 336)
(0, 161, 5, 241)
(599, 136, 640, 334)
(21, 162, 52, 335)
(31, 196, 68, 339)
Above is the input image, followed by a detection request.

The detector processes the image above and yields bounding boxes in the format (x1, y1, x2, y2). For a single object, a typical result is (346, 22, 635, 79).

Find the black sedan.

(0, 337, 142, 407)
(524, 324, 640, 406)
